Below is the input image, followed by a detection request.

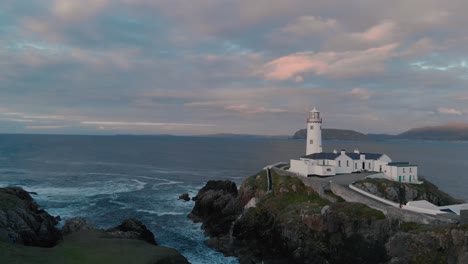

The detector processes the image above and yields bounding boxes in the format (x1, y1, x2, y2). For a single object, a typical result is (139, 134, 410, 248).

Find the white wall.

(335, 154, 353, 174)
(384, 165, 418, 182)
(289, 159, 308, 176)
(289, 159, 336, 177)
(306, 122, 322, 155)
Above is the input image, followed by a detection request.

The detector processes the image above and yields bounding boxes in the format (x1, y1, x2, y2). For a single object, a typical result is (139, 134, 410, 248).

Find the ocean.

(0, 134, 467, 263)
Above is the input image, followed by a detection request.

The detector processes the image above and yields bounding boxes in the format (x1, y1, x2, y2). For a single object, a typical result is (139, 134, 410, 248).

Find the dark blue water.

(0, 135, 467, 263)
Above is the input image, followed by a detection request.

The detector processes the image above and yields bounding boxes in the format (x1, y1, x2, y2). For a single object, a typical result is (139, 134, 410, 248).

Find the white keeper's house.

(289, 108, 419, 183)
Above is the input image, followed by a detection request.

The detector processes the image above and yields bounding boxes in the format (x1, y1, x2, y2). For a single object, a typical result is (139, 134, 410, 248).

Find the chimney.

(354, 149, 360, 154)
(340, 149, 346, 155)
(360, 154, 365, 160)
(333, 149, 338, 154)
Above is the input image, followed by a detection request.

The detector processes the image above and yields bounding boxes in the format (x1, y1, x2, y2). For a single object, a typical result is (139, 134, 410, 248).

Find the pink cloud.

(358, 20, 397, 42)
(263, 43, 399, 80)
(437, 107, 463, 115)
(280, 16, 339, 36)
(348, 88, 374, 100)
(52, 0, 109, 21)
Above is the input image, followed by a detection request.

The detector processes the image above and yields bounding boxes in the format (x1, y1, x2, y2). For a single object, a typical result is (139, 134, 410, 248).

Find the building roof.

(387, 162, 418, 167)
(302, 152, 384, 160)
(302, 152, 339, 160)
(345, 152, 383, 160)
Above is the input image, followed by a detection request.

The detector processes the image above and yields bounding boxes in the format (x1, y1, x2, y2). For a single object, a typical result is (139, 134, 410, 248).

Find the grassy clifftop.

(0, 230, 187, 264)
(354, 178, 463, 206)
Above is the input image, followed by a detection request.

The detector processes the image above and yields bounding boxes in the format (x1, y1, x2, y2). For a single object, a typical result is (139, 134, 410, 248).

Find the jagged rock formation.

(0, 187, 62, 247)
(0, 187, 189, 264)
(386, 227, 468, 264)
(61, 217, 96, 235)
(179, 193, 190, 201)
(189, 180, 243, 237)
(63, 217, 158, 245)
(106, 218, 157, 245)
(191, 172, 468, 264)
(354, 178, 463, 206)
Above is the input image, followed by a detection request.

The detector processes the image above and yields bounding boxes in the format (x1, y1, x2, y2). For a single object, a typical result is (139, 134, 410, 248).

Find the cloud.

(263, 43, 398, 80)
(353, 20, 397, 43)
(437, 107, 463, 115)
(52, 0, 110, 21)
(81, 121, 215, 127)
(279, 16, 339, 36)
(186, 101, 290, 114)
(25, 125, 67, 129)
(348, 88, 373, 100)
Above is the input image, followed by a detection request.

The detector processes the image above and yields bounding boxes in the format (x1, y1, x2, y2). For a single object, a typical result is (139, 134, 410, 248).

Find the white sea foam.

(152, 181, 184, 188)
(21, 178, 147, 199)
(136, 209, 184, 216)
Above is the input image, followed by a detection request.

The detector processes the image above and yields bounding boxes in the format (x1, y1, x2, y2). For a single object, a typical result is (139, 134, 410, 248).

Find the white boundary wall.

(349, 184, 444, 215)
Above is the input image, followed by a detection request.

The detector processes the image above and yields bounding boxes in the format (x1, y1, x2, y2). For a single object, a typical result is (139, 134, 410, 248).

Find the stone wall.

(329, 182, 456, 225)
(329, 182, 389, 213)
(461, 210, 468, 225)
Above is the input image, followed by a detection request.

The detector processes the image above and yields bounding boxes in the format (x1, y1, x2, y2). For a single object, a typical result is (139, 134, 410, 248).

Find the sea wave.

(20, 178, 147, 199)
(136, 209, 185, 216)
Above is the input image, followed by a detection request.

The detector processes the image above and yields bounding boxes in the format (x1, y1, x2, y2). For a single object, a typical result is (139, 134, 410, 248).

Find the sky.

(1, 0, 468, 136)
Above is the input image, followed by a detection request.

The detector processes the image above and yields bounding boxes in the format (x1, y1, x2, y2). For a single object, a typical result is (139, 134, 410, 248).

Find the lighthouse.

(306, 107, 323, 155)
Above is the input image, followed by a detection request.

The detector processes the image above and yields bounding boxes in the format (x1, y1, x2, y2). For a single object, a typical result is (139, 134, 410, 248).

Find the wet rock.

(0, 187, 62, 247)
(62, 217, 96, 235)
(179, 193, 190, 202)
(106, 218, 157, 245)
(189, 180, 243, 237)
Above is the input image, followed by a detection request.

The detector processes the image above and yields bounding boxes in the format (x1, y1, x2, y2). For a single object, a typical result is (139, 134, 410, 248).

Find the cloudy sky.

(1, 0, 468, 135)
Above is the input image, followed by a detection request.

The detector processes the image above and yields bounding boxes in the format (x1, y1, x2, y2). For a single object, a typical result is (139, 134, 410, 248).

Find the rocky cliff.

(0, 187, 61, 247)
(191, 172, 468, 264)
(353, 178, 463, 206)
(0, 187, 189, 264)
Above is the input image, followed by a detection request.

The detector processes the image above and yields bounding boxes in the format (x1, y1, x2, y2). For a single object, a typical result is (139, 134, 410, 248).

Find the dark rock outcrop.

(61, 217, 96, 235)
(179, 193, 190, 201)
(354, 178, 463, 206)
(190, 172, 468, 264)
(386, 228, 468, 264)
(0, 187, 62, 247)
(62, 217, 157, 245)
(106, 218, 157, 245)
(189, 180, 243, 237)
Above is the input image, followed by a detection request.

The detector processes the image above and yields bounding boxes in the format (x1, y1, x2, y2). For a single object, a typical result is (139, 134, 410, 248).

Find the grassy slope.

(354, 178, 463, 205)
(243, 170, 383, 221)
(0, 230, 186, 264)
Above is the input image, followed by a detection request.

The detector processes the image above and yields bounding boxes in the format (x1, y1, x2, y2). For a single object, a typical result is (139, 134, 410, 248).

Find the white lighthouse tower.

(306, 108, 323, 155)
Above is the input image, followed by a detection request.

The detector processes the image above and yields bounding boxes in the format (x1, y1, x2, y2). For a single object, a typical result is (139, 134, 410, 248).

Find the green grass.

(244, 170, 330, 215)
(409, 252, 447, 264)
(0, 230, 187, 264)
(354, 178, 462, 205)
(400, 222, 426, 232)
(331, 202, 385, 220)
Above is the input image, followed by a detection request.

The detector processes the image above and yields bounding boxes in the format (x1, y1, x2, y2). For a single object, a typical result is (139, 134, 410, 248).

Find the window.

(309, 140, 313, 144)
(323, 160, 325, 165)
(310, 125, 314, 130)
(347, 160, 349, 167)
(368, 163, 371, 169)
(410, 168, 412, 173)
(403, 168, 406, 173)
(326, 168, 331, 172)
(355, 163, 357, 169)
(338, 160, 341, 167)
